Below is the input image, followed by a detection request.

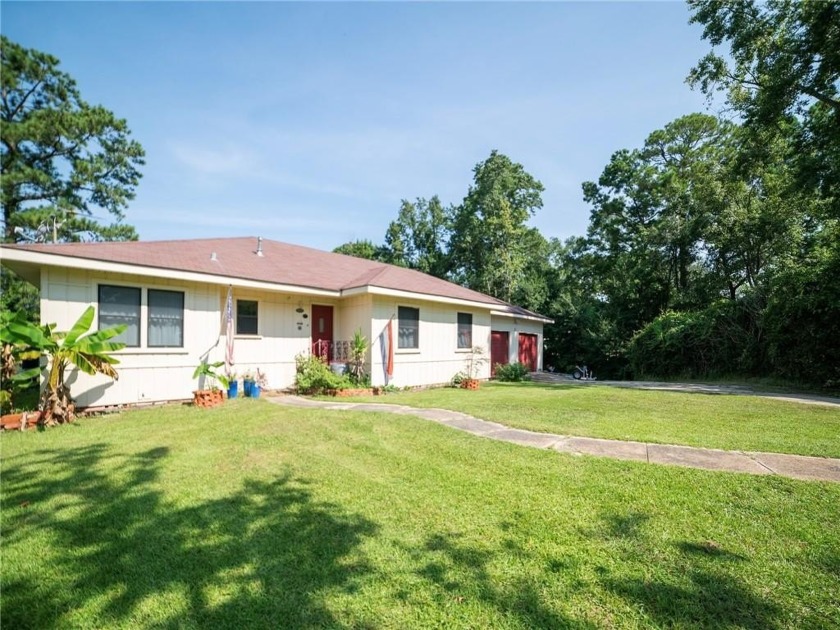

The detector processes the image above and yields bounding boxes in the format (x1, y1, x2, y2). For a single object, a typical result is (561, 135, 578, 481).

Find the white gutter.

(342, 284, 507, 311)
(490, 309, 554, 324)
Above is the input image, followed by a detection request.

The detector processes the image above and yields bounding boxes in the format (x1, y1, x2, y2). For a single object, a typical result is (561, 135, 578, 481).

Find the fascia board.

(342, 284, 503, 311)
(0, 247, 340, 298)
(490, 310, 554, 324)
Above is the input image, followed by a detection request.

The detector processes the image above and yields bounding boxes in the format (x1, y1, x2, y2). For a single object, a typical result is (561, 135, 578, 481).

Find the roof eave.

(0, 246, 340, 298)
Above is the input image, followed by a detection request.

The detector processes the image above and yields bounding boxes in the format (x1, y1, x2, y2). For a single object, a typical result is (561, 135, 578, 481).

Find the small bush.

(494, 362, 531, 382)
(294, 353, 352, 394)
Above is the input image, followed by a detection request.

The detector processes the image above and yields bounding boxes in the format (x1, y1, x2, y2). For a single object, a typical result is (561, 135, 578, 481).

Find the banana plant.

(4, 306, 126, 425)
(0, 311, 42, 413)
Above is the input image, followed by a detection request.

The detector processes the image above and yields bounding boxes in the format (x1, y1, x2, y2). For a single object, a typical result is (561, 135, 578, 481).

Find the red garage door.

(490, 331, 509, 376)
(518, 333, 538, 372)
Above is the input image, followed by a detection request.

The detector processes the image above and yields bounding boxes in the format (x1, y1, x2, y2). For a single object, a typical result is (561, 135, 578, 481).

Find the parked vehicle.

(572, 365, 595, 380)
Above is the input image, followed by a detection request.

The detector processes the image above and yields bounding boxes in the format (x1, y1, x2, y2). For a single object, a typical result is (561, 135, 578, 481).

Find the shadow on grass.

(2, 444, 378, 628)
(403, 531, 597, 629)
(587, 511, 777, 628)
(603, 570, 779, 630)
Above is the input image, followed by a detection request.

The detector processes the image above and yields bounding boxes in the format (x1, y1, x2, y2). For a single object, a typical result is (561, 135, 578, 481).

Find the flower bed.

(327, 387, 382, 397)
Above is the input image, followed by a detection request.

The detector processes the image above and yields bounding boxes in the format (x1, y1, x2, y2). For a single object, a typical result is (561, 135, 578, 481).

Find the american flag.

(224, 286, 234, 376)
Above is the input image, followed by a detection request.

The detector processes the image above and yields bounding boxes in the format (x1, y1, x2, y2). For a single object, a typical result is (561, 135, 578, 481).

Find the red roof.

(3, 237, 547, 319)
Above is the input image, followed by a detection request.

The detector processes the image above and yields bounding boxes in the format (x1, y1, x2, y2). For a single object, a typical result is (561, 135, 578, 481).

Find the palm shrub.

(348, 329, 369, 385)
(4, 306, 126, 425)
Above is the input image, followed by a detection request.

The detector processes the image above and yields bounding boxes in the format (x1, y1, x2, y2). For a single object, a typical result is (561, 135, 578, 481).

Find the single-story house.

(0, 237, 551, 407)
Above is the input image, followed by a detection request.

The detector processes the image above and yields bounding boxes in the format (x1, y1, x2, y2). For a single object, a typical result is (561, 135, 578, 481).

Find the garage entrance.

(490, 331, 509, 376)
(518, 333, 538, 372)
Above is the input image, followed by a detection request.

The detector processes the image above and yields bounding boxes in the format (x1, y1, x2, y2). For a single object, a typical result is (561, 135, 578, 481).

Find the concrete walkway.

(267, 395, 840, 483)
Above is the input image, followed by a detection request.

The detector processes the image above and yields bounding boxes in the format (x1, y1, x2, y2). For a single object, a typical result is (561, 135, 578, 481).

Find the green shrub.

(764, 252, 840, 388)
(627, 299, 763, 380)
(294, 353, 352, 394)
(494, 362, 531, 382)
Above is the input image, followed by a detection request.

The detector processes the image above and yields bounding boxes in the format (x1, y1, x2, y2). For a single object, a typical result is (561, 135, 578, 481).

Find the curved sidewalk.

(268, 395, 840, 483)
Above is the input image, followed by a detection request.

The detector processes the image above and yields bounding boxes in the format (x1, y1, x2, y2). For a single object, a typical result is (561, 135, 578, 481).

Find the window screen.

(99, 285, 141, 347)
(148, 289, 184, 347)
(237, 300, 258, 335)
(457, 312, 472, 349)
(398, 306, 419, 349)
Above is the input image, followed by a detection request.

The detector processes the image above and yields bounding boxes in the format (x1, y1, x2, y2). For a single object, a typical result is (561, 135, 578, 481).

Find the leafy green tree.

(3, 306, 126, 425)
(450, 151, 544, 302)
(332, 239, 389, 261)
(582, 114, 728, 333)
(383, 196, 452, 278)
(688, 0, 840, 215)
(1, 36, 144, 243)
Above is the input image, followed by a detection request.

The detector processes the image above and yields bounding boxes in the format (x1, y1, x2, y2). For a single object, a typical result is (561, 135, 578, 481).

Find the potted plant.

(460, 346, 487, 390)
(249, 369, 267, 398)
(242, 369, 254, 397)
(192, 360, 229, 408)
(226, 370, 239, 399)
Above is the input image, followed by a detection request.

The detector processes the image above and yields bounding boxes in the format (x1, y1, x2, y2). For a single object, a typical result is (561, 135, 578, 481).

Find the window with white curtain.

(148, 289, 184, 347)
(398, 306, 419, 349)
(98, 285, 141, 347)
(457, 312, 472, 349)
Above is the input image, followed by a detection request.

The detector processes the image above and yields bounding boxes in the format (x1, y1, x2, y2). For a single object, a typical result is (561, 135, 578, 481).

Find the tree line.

(335, 1, 839, 388)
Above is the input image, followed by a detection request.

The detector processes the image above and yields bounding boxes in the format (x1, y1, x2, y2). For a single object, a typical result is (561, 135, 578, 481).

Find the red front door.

(490, 331, 509, 376)
(311, 305, 334, 361)
(518, 333, 538, 372)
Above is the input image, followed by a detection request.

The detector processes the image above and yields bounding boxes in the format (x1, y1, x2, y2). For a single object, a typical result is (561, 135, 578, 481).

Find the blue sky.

(3, 2, 713, 251)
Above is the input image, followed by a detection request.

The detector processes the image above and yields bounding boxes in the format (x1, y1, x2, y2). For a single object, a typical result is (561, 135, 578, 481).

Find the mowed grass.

(2, 399, 839, 629)
(346, 382, 840, 457)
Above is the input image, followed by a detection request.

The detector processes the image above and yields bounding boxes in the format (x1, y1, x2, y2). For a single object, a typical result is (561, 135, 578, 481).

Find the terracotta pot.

(460, 379, 480, 390)
(193, 390, 225, 408)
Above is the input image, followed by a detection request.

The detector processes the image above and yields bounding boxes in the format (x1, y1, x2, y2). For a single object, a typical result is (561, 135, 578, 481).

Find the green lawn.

(2, 399, 839, 628)
(345, 382, 840, 457)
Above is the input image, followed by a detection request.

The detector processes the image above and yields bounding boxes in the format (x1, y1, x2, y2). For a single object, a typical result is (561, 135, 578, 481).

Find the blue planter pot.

(250, 384, 261, 398)
(243, 380, 254, 397)
(227, 380, 238, 399)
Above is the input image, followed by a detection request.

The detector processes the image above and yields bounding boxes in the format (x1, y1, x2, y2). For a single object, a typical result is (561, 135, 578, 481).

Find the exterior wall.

(36, 265, 545, 405)
(334, 294, 373, 368)
(489, 316, 545, 372)
(369, 296, 492, 387)
(39, 268, 319, 407)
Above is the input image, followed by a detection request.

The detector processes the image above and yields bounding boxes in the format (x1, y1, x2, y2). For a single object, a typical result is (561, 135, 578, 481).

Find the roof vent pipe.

(210, 252, 217, 261)
(256, 236, 264, 257)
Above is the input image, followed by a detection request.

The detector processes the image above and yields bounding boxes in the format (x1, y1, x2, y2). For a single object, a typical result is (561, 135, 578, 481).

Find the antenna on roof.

(256, 236, 264, 257)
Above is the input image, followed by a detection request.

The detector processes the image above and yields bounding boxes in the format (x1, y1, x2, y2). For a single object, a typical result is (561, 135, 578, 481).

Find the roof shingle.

(4, 237, 544, 314)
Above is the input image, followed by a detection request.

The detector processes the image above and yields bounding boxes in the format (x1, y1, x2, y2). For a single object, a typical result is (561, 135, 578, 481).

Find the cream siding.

(369, 297, 491, 387)
(40, 269, 318, 407)
(32, 266, 544, 407)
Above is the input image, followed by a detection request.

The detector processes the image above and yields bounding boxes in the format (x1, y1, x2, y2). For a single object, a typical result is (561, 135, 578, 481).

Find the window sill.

(116, 348, 189, 355)
(235, 335, 262, 340)
(395, 349, 421, 355)
(455, 348, 473, 353)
